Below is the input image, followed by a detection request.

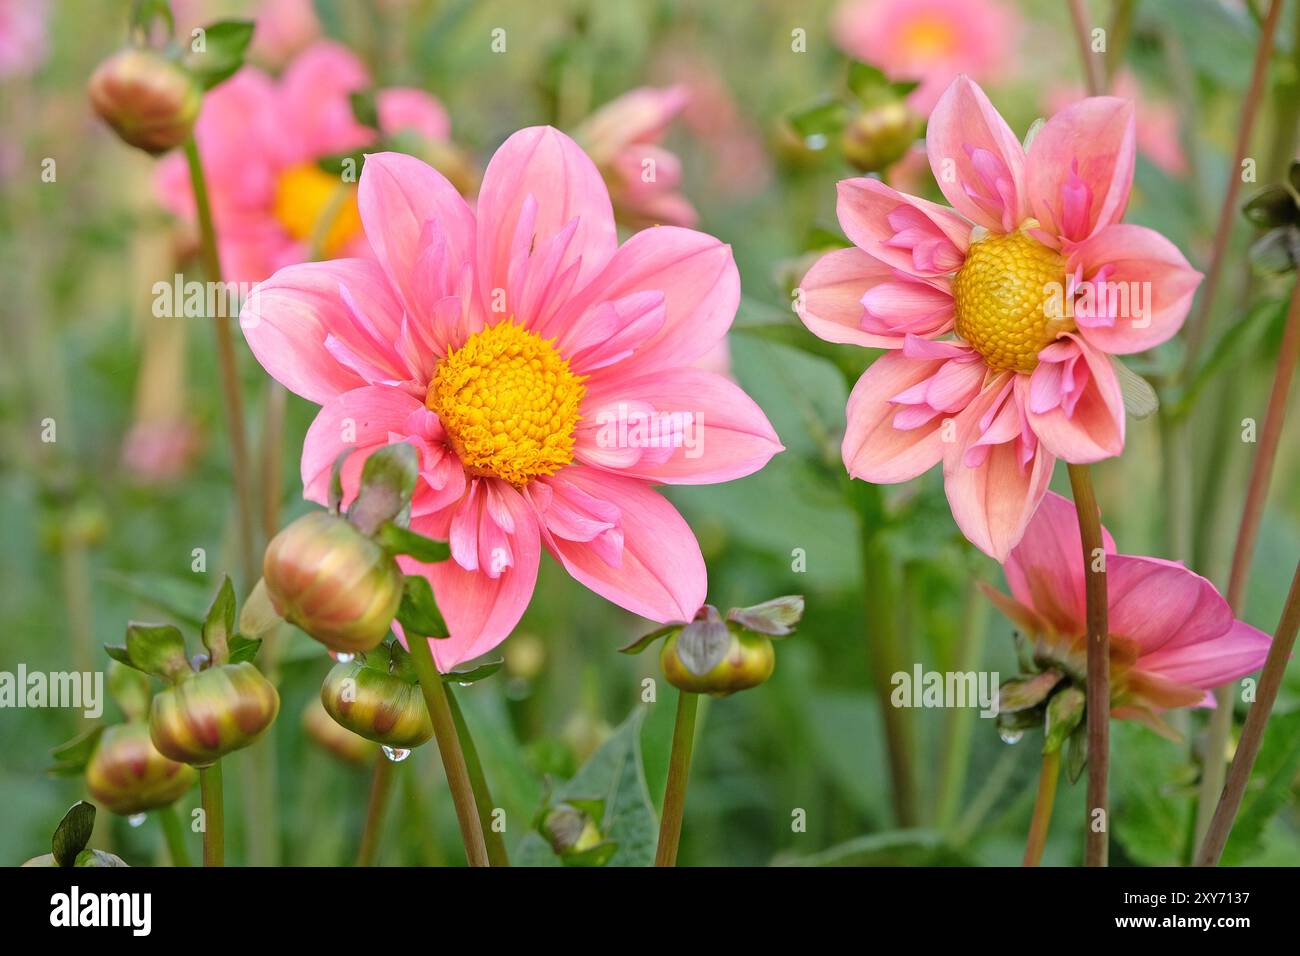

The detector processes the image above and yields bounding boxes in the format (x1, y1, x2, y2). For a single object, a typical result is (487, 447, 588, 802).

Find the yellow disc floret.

(427, 320, 585, 487)
(273, 162, 362, 257)
(952, 229, 1071, 374)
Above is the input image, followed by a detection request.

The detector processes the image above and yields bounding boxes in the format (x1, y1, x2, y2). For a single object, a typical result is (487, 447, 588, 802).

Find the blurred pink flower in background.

(984, 492, 1270, 734)
(799, 77, 1202, 560)
(574, 85, 698, 229)
(0, 0, 48, 79)
(240, 129, 782, 670)
(832, 0, 1019, 113)
(249, 0, 321, 68)
(155, 41, 449, 284)
(122, 420, 202, 483)
(1047, 70, 1188, 178)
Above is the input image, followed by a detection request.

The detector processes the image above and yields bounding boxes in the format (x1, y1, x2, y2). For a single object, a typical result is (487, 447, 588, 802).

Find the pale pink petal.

(925, 75, 1028, 233)
(842, 351, 952, 483)
(537, 465, 706, 623)
(799, 248, 952, 348)
(377, 87, 450, 141)
(576, 367, 782, 484)
(1067, 223, 1203, 355)
(240, 258, 407, 404)
(1027, 96, 1135, 244)
(836, 177, 970, 276)
(1026, 334, 1125, 463)
(1139, 619, 1271, 688)
(299, 385, 425, 503)
(1106, 555, 1235, 656)
(276, 41, 373, 157)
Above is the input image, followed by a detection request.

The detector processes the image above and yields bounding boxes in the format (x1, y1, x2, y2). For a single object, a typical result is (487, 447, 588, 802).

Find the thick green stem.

(157, 803, 190, 867)
(1068, 464, 1109, 867)
(655, 689, 699, 867)
(199, 762, 224, 867)
(182, 137, 256, 590)
(1022, 748, 1061, 867)
(356, 755, 396, 867)
(445, 685, 510, 866)
(406, 635, 489, 867)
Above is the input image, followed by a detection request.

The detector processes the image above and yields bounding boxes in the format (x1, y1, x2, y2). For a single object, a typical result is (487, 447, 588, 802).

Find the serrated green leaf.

(1221, 710, 1300, 865)
(377, 522, 451, 563)
(397, 574, 448, 638)
(52, 802, 96, 867)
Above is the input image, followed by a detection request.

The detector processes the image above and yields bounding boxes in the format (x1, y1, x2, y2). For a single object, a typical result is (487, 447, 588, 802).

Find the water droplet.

(332, 651, 355, 664)
(127, 813, 147, 828)
(456, 682, 474, 687)
(382, 746, 411, 763)
(999, 728, 1024, 745)
(805, 133, 828, 151)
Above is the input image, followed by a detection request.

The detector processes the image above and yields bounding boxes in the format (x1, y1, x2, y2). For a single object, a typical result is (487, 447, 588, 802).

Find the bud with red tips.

(149, 661, 280, 767)
(88, 48, 201, 155)
(320, 645, 433, 749)
(85, 722, 197, 815)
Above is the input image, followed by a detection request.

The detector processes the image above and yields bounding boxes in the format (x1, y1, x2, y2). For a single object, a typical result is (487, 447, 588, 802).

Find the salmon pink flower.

(1047, 70, 1188, 178)
(155, 41, 451, 284)
(799, 76, 1202, 559)
(240, 128, 782, 670)
(832, 0, 1018, 113)
(574, 85, 697, 229)
(984, 492, 1270, 734)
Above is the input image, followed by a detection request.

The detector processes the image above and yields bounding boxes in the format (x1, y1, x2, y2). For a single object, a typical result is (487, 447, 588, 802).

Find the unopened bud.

(320, 657, 432, 748)
(263, 512, 404, 653)
(86, 722, 197, 815)
(542, 803, 603, 857)
(840, 100, 919, 174)
(149, 662, 280, 767)
(88, 48, 202, 155)
(301, 696, 379, 766)
(660, 627, 775, 697)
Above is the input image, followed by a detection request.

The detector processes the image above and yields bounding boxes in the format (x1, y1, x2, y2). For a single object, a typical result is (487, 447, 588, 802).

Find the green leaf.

(773, 829, 974, 866)
(1065, 719, 1088, 784)
(846, 61, 890, 103)
(1111, 721, 1197, 865)
(129, 0, 175, 42)
(104, 644, 134, 668)
(200, 575, 236, 664)
(327, 450, 350, 513)
(347, 443, 419, 536)
(101, 570, 209, 628)
(1043, 686, 1085, 754)
(728, 595, 804, 636)
(52, 802, 96, 867)
(107, 661, 151, 721)
(997, 670, 1063, 713)
(48, 727, 105, 777)
(515, 708, 658, 867)
(1221, 710, 1300, 865)
(442, 658, 503, 684)
(397, 574, 448, 638)
(349, 89, 380, 129)
(188, 19, 255, 91)
(618, 623, 679, 655)
(1172, 296, 1284, 418)
(124, 623, 191, 683)
(377, 522, 451, 563)
(226, 634, 263, 665)
(787, 98, 848, 139)
(1242, 184, 1298, 228)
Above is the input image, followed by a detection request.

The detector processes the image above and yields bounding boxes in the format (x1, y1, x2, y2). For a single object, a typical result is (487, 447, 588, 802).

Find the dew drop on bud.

(127, 813, 147, 828)
(331, 651, 355, 664)
(998, 728, 1024, 745)
(382, 746, 411, 763)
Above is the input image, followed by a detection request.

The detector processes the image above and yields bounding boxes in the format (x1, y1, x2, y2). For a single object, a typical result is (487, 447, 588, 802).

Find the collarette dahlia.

(241, 127, 782, 670)
(799, 76, 1202, 559)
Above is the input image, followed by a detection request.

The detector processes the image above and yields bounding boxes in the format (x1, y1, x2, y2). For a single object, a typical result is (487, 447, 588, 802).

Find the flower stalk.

(1067, 463, 1109, 867)
(655, 688, 700, 867)
(199, 762, 224, 867)
(1023, 748, 1061, 867)
(157, 803, 190, 867)
(445, 686, 510, 867)
(355, 755, 396, 867)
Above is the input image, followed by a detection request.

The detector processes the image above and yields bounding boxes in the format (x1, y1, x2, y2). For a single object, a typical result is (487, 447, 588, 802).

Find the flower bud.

(149, 662, 280, 767)
(23, 850, 128, 867)
(660, 628, 775, 697)
(88, 48, 202, 155)
(320, 657, 432, 748)
(263, 512, 404, 654)
(85, 722, 197, 815)
(840, 100, 919, 174)
(301, 697, 379, 766)
(542, 803, 603, 859)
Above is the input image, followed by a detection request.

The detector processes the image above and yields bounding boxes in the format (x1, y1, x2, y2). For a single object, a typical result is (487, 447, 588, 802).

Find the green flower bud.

(85, 722, 197, 815)
(149, 662, 280, 767)
(263, 512, 404, 653)
(301, 697, 380, 767)
(542, 803, 603, 858)
(23, 850, 129, 867)
(87, 48, 202, 155)
(840, 100, 920, 174)
(661, 628, 775, 697)
(320, 657, 432, 748)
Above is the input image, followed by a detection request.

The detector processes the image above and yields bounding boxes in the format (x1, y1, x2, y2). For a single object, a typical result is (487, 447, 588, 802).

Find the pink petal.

(1027, 96, 1135, 244)
(475, 126, 617, 322)
(836, 177, 970, 276)
(1026, 334, 1125, 462)
(576, 366, 782, 484)
(798, 248, 907, 348)
(925, 75, 1028, 233)
(539, 466, 706, 623)
(1106, 554, 1234, 656)
(299, 385, 426, 503)
(276, 41, 373, 156)
(1139, 619, 1271, 688)
(842, 351, 952, 483)
(1067, 224, 1203, 355)
(377, 87, 450, 141)
(240, 258, 406, 404)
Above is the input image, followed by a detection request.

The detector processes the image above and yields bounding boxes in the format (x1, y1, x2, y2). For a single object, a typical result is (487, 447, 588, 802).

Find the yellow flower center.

(426, 320, 585, 487)
(272, 162, 362, 257)
(900, 15, 958, 60)
(952, 230, 1071, 373)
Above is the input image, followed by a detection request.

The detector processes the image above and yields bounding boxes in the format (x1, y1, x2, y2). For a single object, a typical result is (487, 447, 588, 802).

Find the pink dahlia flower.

(155, 41, 450, 285)
(0, 0, 47, 79)
(1047, 70, 1188, 178)
(799, 76, 1202, 560)
(240, 128, 782, 670)
(573, 85, 698, 229)
(831, 0, 1018, 113)
(984, 492, 1270, 734)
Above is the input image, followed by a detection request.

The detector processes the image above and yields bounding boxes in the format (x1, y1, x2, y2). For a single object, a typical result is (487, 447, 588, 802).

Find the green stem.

(355, 755, 396, 867)
(406, 634, 489, 867)
(1068, 463, 1110, 867)
(199, 762, 224, 867)
(445, 685, 510, 866)
(936, 578, 989, 830)
(157, 803, 190, 867)
(182, 136, 256, 590)
(655, 689, 699, 867)
(1022, 748, 1061, 867)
